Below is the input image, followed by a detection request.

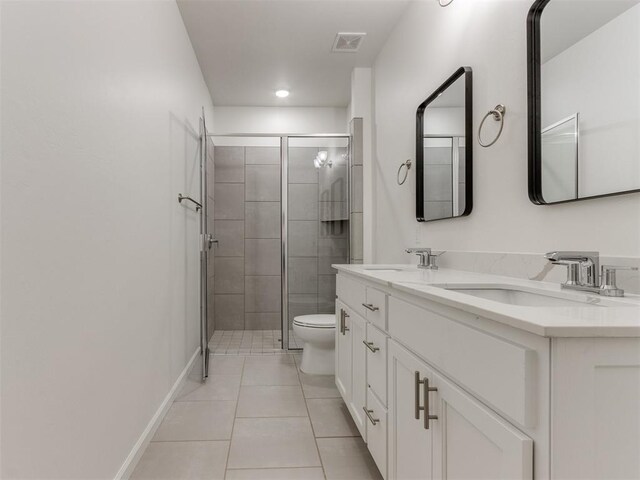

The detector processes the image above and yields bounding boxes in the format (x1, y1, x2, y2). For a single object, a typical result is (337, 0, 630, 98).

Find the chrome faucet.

(545, 251, 637, 297)
(406, 248, 445, 270)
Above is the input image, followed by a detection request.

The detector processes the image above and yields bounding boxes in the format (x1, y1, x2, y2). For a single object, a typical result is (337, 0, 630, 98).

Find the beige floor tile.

(224, 467, 325, 480)
(153, 401, 236, 441)
(227, 417, 321, 469)
(177, 375, 241, 402)
(131, 441, 228, 480)
(317, 437, 382, 480)
(299, 372, 341, 399)
(307, 398, 360, 437)
(241, 362, 300, 386)
(236, 385, 307, 418)
(243, 354, 294, 365)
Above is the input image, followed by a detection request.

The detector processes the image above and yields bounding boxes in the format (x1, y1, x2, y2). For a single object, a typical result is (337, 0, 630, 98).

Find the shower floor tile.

(208, 330, 303, 355)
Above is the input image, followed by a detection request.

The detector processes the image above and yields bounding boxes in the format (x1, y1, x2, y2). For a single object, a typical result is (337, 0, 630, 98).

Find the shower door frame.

(206, 133, 351, 351)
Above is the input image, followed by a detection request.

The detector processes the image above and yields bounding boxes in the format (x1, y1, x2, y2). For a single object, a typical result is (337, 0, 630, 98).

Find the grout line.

(223, 355, 244, 475)
(295, 355, 328, 480)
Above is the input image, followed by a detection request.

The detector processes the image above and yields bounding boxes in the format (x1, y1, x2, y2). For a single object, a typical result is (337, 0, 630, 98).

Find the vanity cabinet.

(336, 268, 640, 480)
(336, 301, 368, 439)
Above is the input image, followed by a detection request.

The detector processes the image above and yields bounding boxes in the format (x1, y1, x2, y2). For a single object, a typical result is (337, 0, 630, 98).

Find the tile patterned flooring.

(131, 353, 382, 480)
(209, 330, 303, 355)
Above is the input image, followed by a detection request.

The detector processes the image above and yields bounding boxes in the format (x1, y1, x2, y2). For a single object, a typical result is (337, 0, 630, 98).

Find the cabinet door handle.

(423, 376, 438, 430)
(343, 311, 350, 333)
(415, 371, 424, 420)
(363, 340, 380, 353)
(339, 309, 344, 334)
(363, 406, 380, 425)
(362, 303, 379, 312)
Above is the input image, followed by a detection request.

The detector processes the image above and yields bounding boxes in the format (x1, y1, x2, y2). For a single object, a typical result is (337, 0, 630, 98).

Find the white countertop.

(333, 264, 640, 337)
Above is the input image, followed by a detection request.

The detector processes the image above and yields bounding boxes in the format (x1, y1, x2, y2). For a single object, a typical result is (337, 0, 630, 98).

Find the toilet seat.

(293, 314, 335, 329)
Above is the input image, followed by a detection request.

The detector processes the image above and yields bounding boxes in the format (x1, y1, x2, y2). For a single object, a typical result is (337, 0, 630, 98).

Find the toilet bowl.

(292, 314, 336, 375)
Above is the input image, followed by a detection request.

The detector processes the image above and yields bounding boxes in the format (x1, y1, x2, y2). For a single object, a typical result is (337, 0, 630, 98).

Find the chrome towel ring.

(397, 159, 412, 185)
(478, 104, 506, 148)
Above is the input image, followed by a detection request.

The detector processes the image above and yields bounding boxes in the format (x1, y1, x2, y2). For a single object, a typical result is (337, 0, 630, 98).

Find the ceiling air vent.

(332, 32, 366, 53)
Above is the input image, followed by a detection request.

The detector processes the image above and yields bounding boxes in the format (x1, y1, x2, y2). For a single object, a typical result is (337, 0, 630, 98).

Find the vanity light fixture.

(438, 0, 454, 6)
(275, 89, 290, 98)
(313, 150, 332, 169)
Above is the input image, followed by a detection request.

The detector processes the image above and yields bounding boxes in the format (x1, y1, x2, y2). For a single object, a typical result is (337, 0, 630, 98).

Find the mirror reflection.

(416, 67, 472, 222)
(537, 0, 640, 202)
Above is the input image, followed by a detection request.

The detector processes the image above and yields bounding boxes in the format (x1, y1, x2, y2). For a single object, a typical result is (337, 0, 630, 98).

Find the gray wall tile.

(214, 257, 244, 294)
(245, 239, 281, 276)
(319, 220, 348, 239)
(214, 294, 244, 330)
(318, 256, 345, 275)
(288, 221, 318, 257)
(289, 148, 319, 184)
(288, 294, 318, 323)
(245, 276, 281, 313)
(318, 275, 337, 314)
(245, 313, 281, 330)
(245, 202, 280, 239)
(246, 147, 280, 165)
(349, 213, 363, 262)
(319, 166, 347, 202)
(351, 165, 363, 213)
(288, 257, 318, 294)
(319, 237, 348, 258)
(424, 201, 452, 221)
(289, 184, 318, 221)
(214, 183, 245, 220)
(214, 220, 245, 257)
(214, 146, 245, 183)
(319, 202, 347, 221)
(350, 118, 363, 166)
(246, 165, 280, 201)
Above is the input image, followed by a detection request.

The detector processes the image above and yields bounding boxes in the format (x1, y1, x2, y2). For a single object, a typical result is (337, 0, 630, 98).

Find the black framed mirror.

(528, 0, 640, 205)
(416, 67, 472, 222)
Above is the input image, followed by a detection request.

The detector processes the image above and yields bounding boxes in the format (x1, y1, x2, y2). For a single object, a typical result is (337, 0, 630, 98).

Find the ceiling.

(541, 0, 639, 62)
(177, 0, 411, 107)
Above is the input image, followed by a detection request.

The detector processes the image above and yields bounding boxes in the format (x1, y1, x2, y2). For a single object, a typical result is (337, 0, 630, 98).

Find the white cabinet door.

(551, 338, 640, 480)
(335, 302, 352, 402)
(350, 312, 367, 438)
(388, 340, 435, 480)
(431, 369, 533, 480)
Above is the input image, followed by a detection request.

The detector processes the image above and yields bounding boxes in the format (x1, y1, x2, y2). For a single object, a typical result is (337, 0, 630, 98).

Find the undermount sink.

(427, 283, 628, 308)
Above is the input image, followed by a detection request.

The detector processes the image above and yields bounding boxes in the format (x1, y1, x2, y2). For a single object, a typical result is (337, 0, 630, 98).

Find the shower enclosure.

(205, 133, 352, 352)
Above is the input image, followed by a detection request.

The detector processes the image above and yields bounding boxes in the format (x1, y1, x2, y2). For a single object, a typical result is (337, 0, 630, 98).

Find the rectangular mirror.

(416, 67, 473, 222)
(528, 0, 640, 204)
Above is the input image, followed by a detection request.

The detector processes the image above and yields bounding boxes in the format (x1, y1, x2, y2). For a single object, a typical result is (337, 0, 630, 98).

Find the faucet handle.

(600, 265, 639, 297)
(551, 260, 582, 286)
(406, 248, 432, 254)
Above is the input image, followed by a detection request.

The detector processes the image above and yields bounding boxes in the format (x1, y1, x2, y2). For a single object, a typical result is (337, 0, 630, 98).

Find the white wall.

(372, 0, 640, 264)
(0, 1, 213, 478)
(541, 3, 640, 198)
(212, 106, 347, 135)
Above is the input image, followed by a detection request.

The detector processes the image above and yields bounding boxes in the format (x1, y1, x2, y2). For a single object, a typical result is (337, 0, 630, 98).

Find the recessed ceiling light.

(275, 89, 290, 98)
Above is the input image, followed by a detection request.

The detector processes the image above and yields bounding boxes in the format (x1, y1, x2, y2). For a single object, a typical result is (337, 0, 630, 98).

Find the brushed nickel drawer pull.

(363, 407, 380, 425)
(362, 303, 380, 312)
(415, 371, 424, 420)
(343, 311, 350, 333)
(363, 340, 380, 353)
(423, 376, 438, 430)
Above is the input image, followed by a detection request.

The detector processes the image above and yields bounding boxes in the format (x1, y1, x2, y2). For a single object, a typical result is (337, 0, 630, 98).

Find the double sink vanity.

(333, 262, 640, 480)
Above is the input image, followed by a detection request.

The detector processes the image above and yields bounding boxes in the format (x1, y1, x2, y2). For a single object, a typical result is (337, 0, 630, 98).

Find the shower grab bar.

(178, 194, 202, 211)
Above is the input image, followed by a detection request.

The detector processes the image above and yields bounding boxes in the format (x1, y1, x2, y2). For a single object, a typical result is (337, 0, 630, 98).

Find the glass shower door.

(283, 136, 350, 350)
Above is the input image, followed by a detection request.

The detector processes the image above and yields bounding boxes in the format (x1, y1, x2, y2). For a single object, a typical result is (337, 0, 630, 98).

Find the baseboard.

(114, 347, 201, 480)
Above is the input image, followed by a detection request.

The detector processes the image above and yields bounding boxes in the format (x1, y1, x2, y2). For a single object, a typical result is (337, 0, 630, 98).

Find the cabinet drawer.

(364, 287, 387, 331)
(336, 274, 366, 318)
(366, 324, 387, 406)
(388, 296, 537, 428)
(366, 387, 387, 479)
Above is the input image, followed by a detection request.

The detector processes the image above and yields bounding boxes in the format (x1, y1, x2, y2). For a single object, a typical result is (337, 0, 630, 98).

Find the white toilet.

(292, 314, 336, 375)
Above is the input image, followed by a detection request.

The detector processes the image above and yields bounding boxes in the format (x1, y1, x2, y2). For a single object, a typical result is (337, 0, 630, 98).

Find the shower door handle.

(202, 233, 218, 251)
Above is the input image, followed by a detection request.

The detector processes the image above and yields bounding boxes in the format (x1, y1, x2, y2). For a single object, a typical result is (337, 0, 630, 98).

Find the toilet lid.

(293, 314, 336, 328)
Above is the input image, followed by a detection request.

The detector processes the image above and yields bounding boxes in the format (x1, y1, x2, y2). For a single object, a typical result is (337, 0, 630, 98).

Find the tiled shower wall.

(350, 118, 364, 263)
(213, 146, 282, 330)
(287, 147, 349, 325)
